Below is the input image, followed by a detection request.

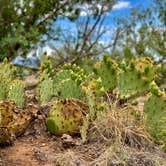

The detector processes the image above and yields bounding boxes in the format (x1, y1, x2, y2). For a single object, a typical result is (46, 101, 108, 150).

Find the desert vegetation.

(0, 0, 166, 165)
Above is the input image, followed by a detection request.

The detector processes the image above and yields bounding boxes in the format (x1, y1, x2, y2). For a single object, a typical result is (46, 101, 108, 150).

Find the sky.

(110, 0, 150, 16)
(52, 0, 152, 37)
(112, 0, 151, 10)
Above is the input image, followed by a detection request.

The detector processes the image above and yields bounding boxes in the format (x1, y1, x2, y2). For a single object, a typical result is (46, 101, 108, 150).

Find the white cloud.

(78, 3, 94, 16)
(78, 3, 108, 16)
(80, 11, 88, 16)
(112, 1, 131, 10)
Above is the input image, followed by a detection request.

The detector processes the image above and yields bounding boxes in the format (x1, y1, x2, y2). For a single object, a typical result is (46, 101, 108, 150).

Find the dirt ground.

(0, 115, 105, 166)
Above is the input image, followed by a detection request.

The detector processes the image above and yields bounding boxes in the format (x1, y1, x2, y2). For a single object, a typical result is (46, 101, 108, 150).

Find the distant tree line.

(0, 0, 165, 63)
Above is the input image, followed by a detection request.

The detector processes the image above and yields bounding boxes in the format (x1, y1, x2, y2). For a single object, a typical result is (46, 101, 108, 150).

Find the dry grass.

(91, 144, 166, 166)
(87, 101, 152, 149)
(54, 150, 88, 166)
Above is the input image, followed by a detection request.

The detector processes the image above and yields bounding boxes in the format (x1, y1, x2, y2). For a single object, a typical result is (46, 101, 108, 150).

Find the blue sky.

(48, 1, 151, 42)
(110, 0, 150, 15)
(52, 0, 152, 34)
(116, 0, 151, 9)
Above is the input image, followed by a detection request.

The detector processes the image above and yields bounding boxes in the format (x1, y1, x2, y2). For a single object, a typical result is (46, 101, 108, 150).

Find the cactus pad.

(46, 99, 89, 135)
(93, 54, 118, 91)
(0, 58, 17, 81)
(53, 64, 87, 99)
(38, 74, 54, 105)
(57, 79, 84, 99)
(118, 57, 155, 99)
(144, 87, 166, 145)
(0, 101, 37, 144)
(8, 80, 25, 107)
(0, 73, 7, 100)
(40, 60, 54, 79)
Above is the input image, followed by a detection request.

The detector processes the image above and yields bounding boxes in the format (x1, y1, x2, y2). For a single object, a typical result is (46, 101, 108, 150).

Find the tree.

(0, 0, 116, 61)
(113, 0, 166, 61)
(48, 2, 119, 65)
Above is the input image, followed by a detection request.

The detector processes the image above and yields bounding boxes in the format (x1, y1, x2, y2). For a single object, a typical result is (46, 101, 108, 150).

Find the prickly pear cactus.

(0, 73, 7, 100)
(40, 60, 54, 79)
(0, 58, 17, 81)
(46, 99, 89, 135)
(144, 82, 166, 145)
(88, 78, 105, 98)
(0, 101, 37, 144)
(53, 63, 87, 99)
(93, 53, 118, 91)
(118, 57, 155, 99)
(58, 79, 84, 99)
(53, 69, 73, 96)
(7, 80, 25, 108)
(38, 74, 54, 105)
(54, 63, 86, 86)
(77, 57, 96, 74)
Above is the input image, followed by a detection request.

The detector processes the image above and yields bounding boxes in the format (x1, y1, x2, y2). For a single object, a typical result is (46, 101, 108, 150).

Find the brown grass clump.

(88, 103, 152, 149)
(91, 144, 166, 166)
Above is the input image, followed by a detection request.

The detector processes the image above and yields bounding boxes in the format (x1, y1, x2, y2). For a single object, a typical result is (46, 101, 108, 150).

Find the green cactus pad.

(46, 117, 59, 134)
(118, 57, 155, 99)
(53, 64, 87, 99)
(57, 79, 84, 99)
(0, 73, 7, 100)
(7, 80, 25, 108)
(39, 75, 54, 105)
(144, 91, 166, 145)
(46, 99, 89, 135)
(93, 54, 118, 91)
(0, 59, 17, 97)
(40, 60, 54, 78)
(0, 58, 17, 81)
(149, 81, 164, 97)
